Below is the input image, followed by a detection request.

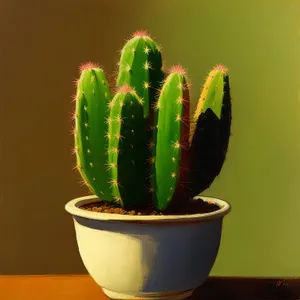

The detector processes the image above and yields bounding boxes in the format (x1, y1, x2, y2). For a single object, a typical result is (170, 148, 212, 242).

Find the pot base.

(102, 287, 194, 300)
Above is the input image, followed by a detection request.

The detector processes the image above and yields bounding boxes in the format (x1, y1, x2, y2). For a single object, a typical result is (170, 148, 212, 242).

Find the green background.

(0, 0, 299, 276)
(137, 0, 300, 277)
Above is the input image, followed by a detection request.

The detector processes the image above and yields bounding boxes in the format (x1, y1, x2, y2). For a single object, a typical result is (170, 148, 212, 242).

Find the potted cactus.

(65, 31, 232, 300)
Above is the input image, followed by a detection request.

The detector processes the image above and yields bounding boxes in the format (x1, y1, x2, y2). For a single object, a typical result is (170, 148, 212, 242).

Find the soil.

(80, 198, 220, 216)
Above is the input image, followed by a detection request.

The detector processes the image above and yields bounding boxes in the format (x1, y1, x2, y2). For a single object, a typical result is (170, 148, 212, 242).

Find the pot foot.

(102, 288, 194, 300)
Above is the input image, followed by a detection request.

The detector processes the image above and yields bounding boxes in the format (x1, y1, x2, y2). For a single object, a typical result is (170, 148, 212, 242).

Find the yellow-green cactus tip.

(213, 64, 229, 75)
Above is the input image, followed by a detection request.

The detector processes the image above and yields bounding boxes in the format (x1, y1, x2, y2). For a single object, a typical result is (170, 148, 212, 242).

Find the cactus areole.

(72, 31, 232, 212)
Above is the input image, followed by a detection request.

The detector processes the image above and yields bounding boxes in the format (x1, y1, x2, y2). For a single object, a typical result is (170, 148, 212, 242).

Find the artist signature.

(274, 278, 300, 287)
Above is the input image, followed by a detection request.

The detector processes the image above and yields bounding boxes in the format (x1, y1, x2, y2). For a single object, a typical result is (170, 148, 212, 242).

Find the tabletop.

(0, 275, 299, 300)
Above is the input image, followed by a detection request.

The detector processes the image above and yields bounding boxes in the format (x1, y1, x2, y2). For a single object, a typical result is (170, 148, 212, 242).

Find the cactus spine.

(72, 32, 232, 211)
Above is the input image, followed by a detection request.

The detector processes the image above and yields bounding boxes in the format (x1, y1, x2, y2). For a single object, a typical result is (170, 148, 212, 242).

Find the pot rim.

(65, 195, 231, 224)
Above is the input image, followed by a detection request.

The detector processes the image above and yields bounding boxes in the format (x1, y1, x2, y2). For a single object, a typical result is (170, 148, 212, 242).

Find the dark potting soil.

(80, 198, 220, 216)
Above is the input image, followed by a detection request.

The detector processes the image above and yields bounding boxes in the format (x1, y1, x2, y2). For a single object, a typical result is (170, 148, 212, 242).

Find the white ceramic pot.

(65, 195, 231, 300)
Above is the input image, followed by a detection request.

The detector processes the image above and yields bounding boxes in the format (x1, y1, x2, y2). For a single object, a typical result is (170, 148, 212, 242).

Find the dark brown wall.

(0, 0, 143, 274)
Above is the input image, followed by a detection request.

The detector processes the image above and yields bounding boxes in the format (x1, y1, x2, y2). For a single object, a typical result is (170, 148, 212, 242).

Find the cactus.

(72, 31, 232, 211)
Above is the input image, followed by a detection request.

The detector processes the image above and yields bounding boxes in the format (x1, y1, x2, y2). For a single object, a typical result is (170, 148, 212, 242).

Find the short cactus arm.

(74, 65, 114, 200)
(108, 85, 150, 208)
(189, 65, 232, 196)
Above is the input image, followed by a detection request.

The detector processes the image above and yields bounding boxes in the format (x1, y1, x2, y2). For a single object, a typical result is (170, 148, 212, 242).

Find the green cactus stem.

(152, 66, 190, 211)
(74, 63, 114, 201)
(189, 64, 232, 196)
(107, 84, 150, 208)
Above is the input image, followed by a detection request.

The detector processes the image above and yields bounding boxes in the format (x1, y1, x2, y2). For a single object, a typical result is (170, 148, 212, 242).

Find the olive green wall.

(0, 0, 299, 276)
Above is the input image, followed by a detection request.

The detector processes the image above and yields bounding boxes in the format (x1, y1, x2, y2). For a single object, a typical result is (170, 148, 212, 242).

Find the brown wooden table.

(0, 275, 299, 300)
